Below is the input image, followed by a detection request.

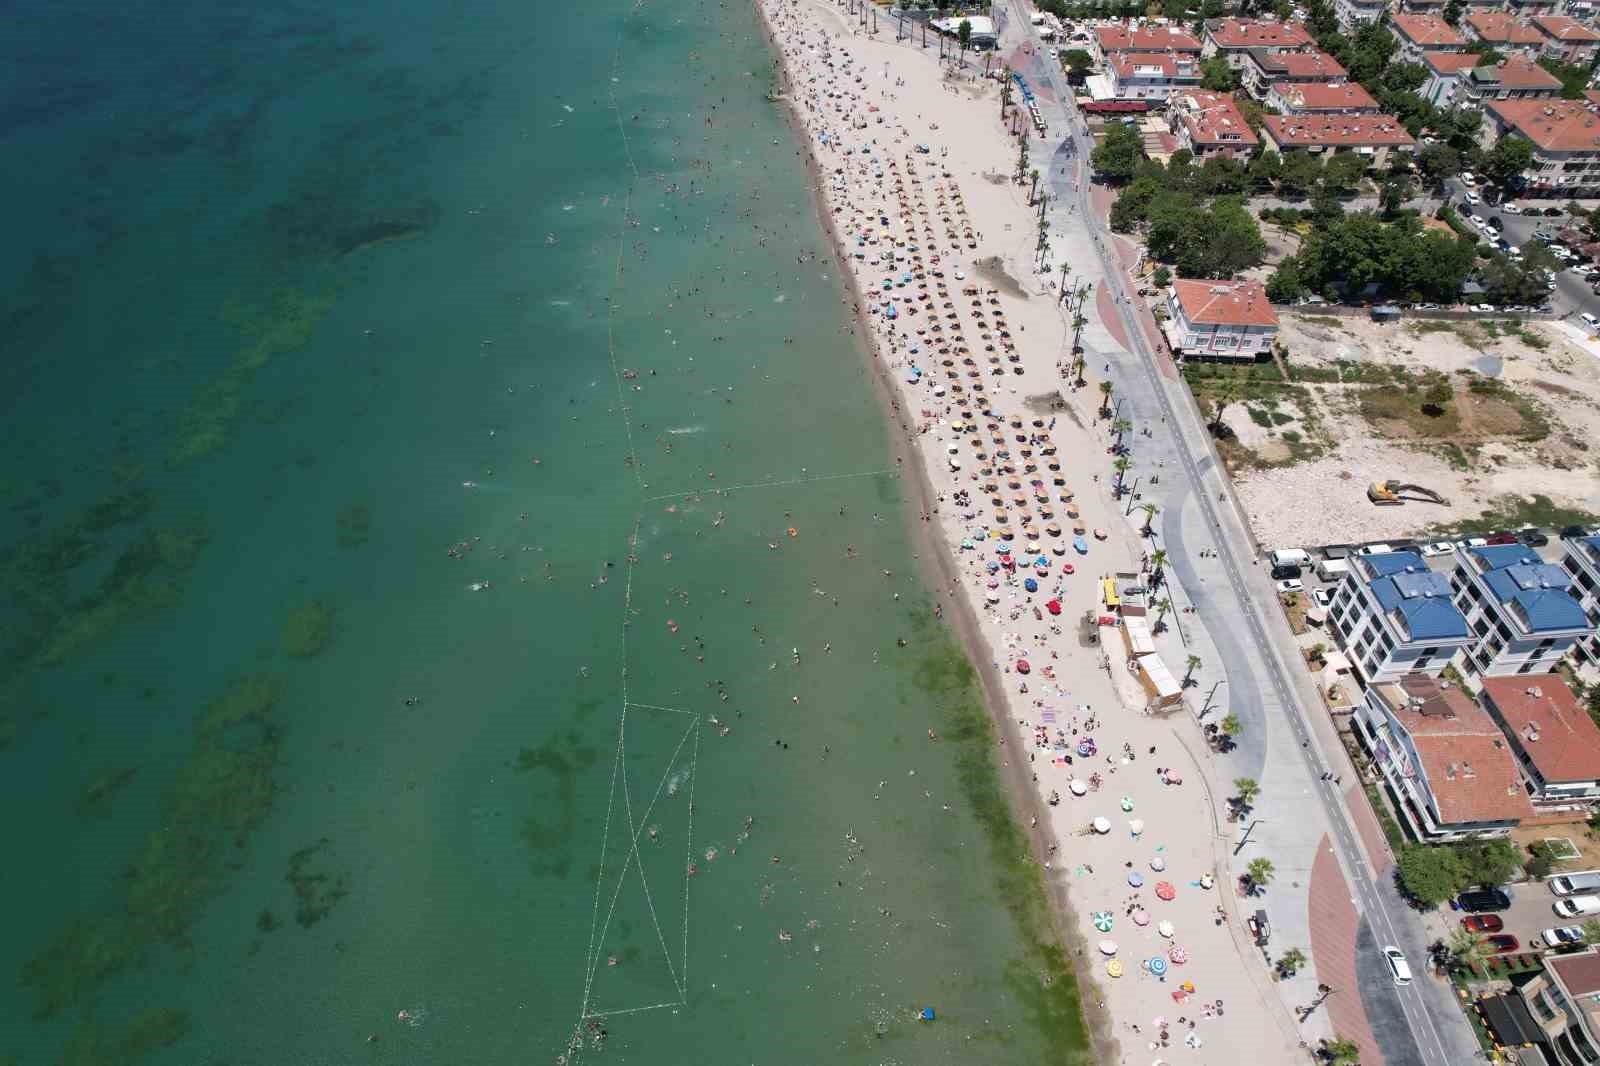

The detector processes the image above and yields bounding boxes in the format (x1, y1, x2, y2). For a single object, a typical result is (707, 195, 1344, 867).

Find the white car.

(1385, 945, 1413, 986)
(1544, 926, 1587, 949)
(1503, 203, 1523, 214)
(1276, 578, 1305, 592)
(1465, 191, 1481, 205)
(1582, 312, 1599, 329)
(1471, 214, 1487, 228)
(1311, 587, 1332, 607)
(1462, 172, 1477, 186)
(1473, 303, 1496, 313)
(1421, 541, 1456, 557)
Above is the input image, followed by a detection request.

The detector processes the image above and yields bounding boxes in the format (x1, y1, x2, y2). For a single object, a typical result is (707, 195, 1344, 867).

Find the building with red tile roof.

(1092, 22, 1202, 66)
(1424, 53, 1563, 107)
(1517, 949, 1600, 1062)
(1391, 13, 1469, 62)
(1106, 51, 1202, 101)
(1534, 15, 1600, 65)
(1479, 675, 1600, 816)
(1464, 12, 1548, 57)
(1355, 676, 1534, 841)
(1241, 47, 1348, 98)
(1480, 93, 1600, 197)
(1162, 279, 1278, 361)
(1261, 114, 1416, 169)
(1266, 79, 1380, 115)
(1201, 18, 1314, 68)
(1168, 91, 1259, 160)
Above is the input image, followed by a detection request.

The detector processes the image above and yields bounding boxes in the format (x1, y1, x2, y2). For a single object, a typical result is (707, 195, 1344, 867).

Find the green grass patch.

(1443, 493, 1600, 533)
(1364, 781, 1407, 851)
(1358, 381, 1462, 437)
(1247, 405, 1275, 428)
(1294, 315, 1346, 328)
(1465, 375, 1552, 442)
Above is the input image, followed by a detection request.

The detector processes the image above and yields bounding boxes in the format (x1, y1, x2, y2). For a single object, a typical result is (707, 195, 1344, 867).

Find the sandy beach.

(756, 1, 1312, 1060)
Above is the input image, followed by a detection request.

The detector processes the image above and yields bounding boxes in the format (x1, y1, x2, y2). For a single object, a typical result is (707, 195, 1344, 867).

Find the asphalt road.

(1000, 5, 1484, 1062)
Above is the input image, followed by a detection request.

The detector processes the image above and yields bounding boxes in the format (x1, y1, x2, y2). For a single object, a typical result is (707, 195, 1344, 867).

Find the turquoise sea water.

(0, 1, 1081, 1063)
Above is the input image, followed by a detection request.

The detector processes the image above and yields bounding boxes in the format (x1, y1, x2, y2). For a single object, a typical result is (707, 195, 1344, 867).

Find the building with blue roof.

(1560, 534, 1600, 666)
(1451, 545, 1594, 681)
(1327, 549, 1475, 683)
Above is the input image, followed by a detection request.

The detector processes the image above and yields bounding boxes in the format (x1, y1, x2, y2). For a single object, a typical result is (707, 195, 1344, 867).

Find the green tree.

(1099, 379, 1114, 414)
(1482, 135, 1534, 191)
(1582, 918, 1600, 943)
(1091, 122, 1145, 183)
(1221, 712, 1242, 739)
(1152, 265, 1172, 287)
(958, 19, 972, 64)
(1448, 925, 1491, 975)
(1322, 1036, 1362, 1066)
(1198, 154, 1247, 196)
(1481, 255, 1550, 307)
(1540, 56, 1591, 100)
(1266, 257, 1304, 303)
(1380, 179, 1407, 218)
(1233, 776, 1260, 806)
(1149, 547, 1169, 585)
(1247, 149, 1282, 192)
(1246, 857, 1275, 890)
(1062, 49, 1094, 82)
(1417, 143, 1462, 187)
(1277, 151, 1324, 198)
(1459, 837, 1521, 888)
(1200, 54, 1240, 92)
(1321, 151, 1369, 192)
(1184, 653, 1201, 683)
(1397, 843, 1467, 906)
(1444, 0, 1463, 23)
(1140, 502, 1158, 535)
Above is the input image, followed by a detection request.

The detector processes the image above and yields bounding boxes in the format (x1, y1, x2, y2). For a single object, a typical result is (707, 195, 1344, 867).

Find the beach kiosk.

(1136, 653, 1183, 712)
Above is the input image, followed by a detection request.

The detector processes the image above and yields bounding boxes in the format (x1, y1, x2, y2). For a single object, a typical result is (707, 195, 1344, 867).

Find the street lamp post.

(1200, 679, 1226, 718)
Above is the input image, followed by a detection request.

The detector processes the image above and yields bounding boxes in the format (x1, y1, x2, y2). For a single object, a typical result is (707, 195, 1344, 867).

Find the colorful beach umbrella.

(1148, 956, 1168, 977)
(1106, 959, 1124, 978)
(1127, 872, 1144, 888)
(1154, 881, 1176, 901)
(1092, 911, 1113, 932)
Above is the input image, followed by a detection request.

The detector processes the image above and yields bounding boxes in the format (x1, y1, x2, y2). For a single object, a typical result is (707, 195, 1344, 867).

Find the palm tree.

(1058, 262, 1071, 303)
(1245, 857, 1275, 894)
(1209, 378, 1242, 436)
(1112, 417, 1133, 441)
(958, 19, 972, 66)
(1154, 597, 1172, 632)
(1140, 502, 1158, 536)
(1448, 927, 1491, 977)
(1221, 712, 1242, 739)
(1149, 548, 1169, 586)
(1232, 776, 1260, 808)
(1112, 455, 1131, 490)
(983, 51, 993, 77)
(1184, 653, 1201, 684)
(1320, 1037, 1361, 1066)
(1098, 380, 1114, 415)
(1000, 66, 1011, 117)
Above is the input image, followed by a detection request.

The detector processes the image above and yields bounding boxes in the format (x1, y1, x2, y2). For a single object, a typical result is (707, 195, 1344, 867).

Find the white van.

(1359, 543, 1394, 556)
(1554, 895, 1600, 918)
(1551, 871, 1600, 896)
(1269, 548, 1311, 568)
(1384, 945, 1412, 986)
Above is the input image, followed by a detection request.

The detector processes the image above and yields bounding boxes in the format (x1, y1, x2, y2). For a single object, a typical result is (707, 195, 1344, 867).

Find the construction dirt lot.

(1180, 311, 1600, 548)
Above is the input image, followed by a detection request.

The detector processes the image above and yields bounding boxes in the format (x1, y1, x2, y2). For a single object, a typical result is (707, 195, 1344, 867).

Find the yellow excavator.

(1368, 480, 1450, 507)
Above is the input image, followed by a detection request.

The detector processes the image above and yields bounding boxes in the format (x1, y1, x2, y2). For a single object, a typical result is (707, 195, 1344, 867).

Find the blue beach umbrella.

(1148, 956, 1168, 977)
(1127, 872, 1144, 888)
(1024, 577, 1038, 592)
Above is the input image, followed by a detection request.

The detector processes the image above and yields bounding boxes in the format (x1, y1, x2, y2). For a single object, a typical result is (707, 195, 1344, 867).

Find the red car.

(1482, 934, 1521, 954)
(1461, 915, 1504, 934)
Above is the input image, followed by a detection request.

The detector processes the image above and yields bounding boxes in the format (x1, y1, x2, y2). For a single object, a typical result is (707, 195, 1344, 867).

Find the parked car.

(1311, 588, 1332, 608)
(1555, 895, 1600, 918)
(1384, 945, 1413, 986)
(1503, 203, 1523, 214)
(1544, 207, 1565, 217)
(1270, 564, 1302, 580)
(1462, 914, 1504, 933)
(1518, 529, 1550, 547)
(1421, 541, 1456, 557)
(1485, 532, 1519, 545)
(1582, 312, 1600, 329)
(1458, 888, 1513, 913)
(1461, 172, 1477, 186)
(1276, 578, 1305, 592)
(1544, 926, 1587, 949)
(1482, 934, 1521, 954)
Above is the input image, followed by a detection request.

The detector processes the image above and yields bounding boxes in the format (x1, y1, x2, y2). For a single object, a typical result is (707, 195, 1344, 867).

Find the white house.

(1106, 52, 1202, 101)
(1335, 0, 1386, 31)
(1353, 675, 1533, 842)
(1450, 544, 1593, 681)
(1327, 550, 1474, 683)
(1161, 279, 1278, 360)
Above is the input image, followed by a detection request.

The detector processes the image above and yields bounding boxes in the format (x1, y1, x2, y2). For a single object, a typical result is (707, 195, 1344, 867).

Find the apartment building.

(1559, 533, 1600, 664)
(1516, 949, 1600, 1066)
(1464, 12, 1550, 58)
(1479, 674, 1600, 818)
(1479, 94, 1600, 199)
(1161, 279, 1279, 360)
(1391, 13, 1470, 63)
(1328, 550, 1474, 683)
(1201, 17, 1315, 70)
(1106, 51, 1203, 101)
(1353, 675, 1533, 842)
(1241, 47, 1348, 99)
(1336, 0, 1387, 31)
(1168, 90, 1259, 160)
(1092, 22, 1203, 66)
(1266, 79, 1380, 115)
(1260, 113, 1418, 170)
(1534, 15, 1600, 65)
(1451, 544, 1592, 680)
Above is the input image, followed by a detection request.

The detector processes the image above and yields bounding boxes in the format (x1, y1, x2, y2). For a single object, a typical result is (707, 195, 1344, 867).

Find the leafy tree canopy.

(1200, 54, 1240, 92)
(1091, 122, 1144, 183)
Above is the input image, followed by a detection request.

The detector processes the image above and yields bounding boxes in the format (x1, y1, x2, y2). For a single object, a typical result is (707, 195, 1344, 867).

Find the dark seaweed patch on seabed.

(516, 731, 600, 879)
